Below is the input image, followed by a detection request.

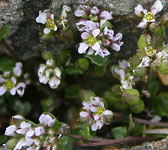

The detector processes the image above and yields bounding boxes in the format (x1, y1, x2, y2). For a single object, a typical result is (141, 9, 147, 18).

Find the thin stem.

(78, 136, 156, 147)
(0, 39, 20, 60)
(113, 112, 168, 127)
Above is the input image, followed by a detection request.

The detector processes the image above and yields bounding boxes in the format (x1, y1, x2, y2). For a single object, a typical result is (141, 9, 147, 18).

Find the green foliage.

(0, 57, 15, 72)
(75, 58, 89, 72)
(122, 89, 140, 106)
(100, 21, 112, 30)
(13, 100, 31, 116)
(152, 92, 168, 117)
(158, 61, 168, 74)
(65, 85, 80, 99)
(42, 52, 54, 61)
(71, 125, 92, 139)
(133, 123, 143, 136)
(0, 25, 8, 40)
(148, 81, 159, 97)
(130, 99, 145, 114)
(111, 126, 127, 139)
(149, 23, 165, 36)
(137, 34, 148, 50)
(86, 54, 108, 66)
(57, 136, 74, 150)
(56, 50, 71, 65)
(79, 89, 96, 101)
(5, 138, 18, 150)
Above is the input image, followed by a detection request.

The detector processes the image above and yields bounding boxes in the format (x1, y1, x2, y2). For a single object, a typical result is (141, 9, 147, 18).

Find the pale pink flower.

(135, 0, 163, 28)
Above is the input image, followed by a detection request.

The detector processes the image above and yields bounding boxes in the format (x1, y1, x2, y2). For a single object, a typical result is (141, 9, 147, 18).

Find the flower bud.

(122, 89, 140, 105)
(42, 52, 54, 61)
(161, 13, 168, 27)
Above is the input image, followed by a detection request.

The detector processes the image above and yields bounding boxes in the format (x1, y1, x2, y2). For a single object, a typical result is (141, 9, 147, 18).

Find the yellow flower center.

(95, 106, 104, 116)
(145, 12, 154, 21)
(4, 80, 14, 90)
(85, 34, 96, 47)
(146, 47, 156, 56)
(46, 19, 55, 30)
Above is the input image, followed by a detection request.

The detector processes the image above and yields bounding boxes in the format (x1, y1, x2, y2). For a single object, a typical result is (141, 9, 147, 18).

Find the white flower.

(137, 56, 151, 68)
(135, 0, 163, 28)
(16, 121, 31, 135)
(156, 51, 168, 62)
(36, 10, 57, 34)
(48, 76, 60, 89)
(35, 126, 45, 136)
(120, 75, 134, 90)
(39, 76, 49, 84)
(39, 114, 55, 127)
(118, 60, 128, 69)
(16, 82, 26, 96)
(14, 140, 26, 150)
(46, 59, 55, 67)
(38, 64, 46, 77)
(145, 46, 157, 57)
(5, 125, 17, 136)
(0, 77, 17, 96)
(54, 67, 61, 78)
(80, 97, 113, 131)
(13, 62, 22, 77)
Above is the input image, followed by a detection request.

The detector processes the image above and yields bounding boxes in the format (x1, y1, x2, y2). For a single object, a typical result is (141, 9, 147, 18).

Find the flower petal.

(0, 86, 6, 96)
(92, 42, 100, 51)
(112, 43, 121, 51)
(151, 0, 163, 15)
(80, 111, 89, 117)
(92, 29, 100, 38)
(78, 42, 88, 54)
(100, 11, 113, 20)
(81, 32, 89, 39)
(43, 28, 50, 34)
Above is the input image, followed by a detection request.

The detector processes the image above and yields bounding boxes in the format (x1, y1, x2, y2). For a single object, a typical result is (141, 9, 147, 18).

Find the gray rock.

(0, 0, 166, 60)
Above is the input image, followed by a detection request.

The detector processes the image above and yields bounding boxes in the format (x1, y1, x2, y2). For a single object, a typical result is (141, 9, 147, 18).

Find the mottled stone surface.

(0, 0, 166, 60)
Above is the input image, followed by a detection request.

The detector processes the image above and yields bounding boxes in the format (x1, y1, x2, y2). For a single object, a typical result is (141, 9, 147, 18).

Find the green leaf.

(65, 85, 80, 99)
(150, 23, 165, 36)
(0, 25, 8, 40)
(71, 125, 92, 139)
(137, 34, 148, 50)
(56, 50, 71, 65)
(0, 135, 9, 145)
(0, 57, 15, 72)
(133, 123, 142, 136)
(79, 89, 96, 101)
(130, 99, 145, 114)
(111, 126, 127, 139)
(65, 66, 84, 75)
(148, 81, 159, 97)
(86, 54, 108, 66)
(158, 61, 168, 74)
(152, 92, 168, 117)
(57, 136, 74, 150)
(14, 101, 31, 116)
(100, 20, 112, 30)
(76, 58, 89, 72)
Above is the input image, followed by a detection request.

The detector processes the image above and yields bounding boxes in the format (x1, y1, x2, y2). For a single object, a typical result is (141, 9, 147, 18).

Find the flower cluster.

(135, 0, 163, 28)
(0, 62, 30, 96)
(36, 5, 71, 34)
(111, 60, 134, 90)
(38, 59, 61, 89)
(79, 97, 113, 131)
(5, 113, 68, 150)
(75, 5, 123, 57)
